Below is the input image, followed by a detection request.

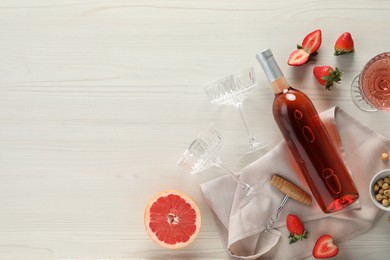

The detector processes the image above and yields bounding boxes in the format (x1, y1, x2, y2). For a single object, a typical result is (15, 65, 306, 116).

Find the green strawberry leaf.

(288, 230, 309, 244)
(322, 67, 343, 90)
(334, 49, 354, 56)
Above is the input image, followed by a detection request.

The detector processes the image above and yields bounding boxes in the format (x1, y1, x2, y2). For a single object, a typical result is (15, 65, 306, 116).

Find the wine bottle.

(256, 49, 359, 213)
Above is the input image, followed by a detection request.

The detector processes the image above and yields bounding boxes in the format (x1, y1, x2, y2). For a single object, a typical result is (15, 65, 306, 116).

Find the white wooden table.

(0, 0, 389, 259)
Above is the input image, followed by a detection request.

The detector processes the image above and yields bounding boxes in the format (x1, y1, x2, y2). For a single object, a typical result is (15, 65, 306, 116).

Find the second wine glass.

(203, 67, 270, 154)
(177, 126, 263, 208)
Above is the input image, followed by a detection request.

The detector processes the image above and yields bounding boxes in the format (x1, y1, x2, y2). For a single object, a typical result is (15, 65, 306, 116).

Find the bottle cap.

(256, 49, 283, 82)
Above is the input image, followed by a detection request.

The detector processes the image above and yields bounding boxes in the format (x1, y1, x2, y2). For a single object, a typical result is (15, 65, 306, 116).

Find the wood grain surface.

(0, 0, 389, 259)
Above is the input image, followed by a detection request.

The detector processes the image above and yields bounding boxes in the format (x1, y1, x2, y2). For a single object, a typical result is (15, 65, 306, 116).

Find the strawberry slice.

(301, 29, 322, 54)
(312, 234, 339, 258)
(334, 32, 354, 56)
(288, 49, 310, 66)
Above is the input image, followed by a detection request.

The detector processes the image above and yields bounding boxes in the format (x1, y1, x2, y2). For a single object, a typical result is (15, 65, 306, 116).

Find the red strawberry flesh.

(302, 29, 322, 54)
(313, 234, 339, 258)
(288, 49, 310, 66)
(286, 214, 304, 235)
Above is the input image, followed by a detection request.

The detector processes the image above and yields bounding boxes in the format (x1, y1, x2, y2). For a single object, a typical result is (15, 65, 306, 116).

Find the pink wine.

(360, 52, 390, 111)
(257, 49, 359, 213)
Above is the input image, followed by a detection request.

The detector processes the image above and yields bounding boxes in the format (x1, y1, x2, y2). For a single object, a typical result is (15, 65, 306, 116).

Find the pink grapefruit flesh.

(144, 190, 201, 249)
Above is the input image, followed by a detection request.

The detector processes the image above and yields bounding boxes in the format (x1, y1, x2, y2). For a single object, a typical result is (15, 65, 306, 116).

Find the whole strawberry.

(313, 66, 342, 90)
(286, 214, 309, 244)
(334, 32, 354, 56)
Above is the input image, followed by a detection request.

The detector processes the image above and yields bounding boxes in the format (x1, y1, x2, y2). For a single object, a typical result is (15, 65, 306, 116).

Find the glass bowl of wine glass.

(203, 67, 271, 153)
(351, 52, 390, 112)
(177, 125, 263, 207)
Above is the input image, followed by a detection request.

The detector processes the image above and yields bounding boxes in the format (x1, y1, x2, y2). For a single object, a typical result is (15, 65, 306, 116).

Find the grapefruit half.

(144, 190, 201, 249)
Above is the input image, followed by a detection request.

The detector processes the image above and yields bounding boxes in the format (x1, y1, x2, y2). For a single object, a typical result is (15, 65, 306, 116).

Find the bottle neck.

(272, 76, 290, 94)
(256, 49, 290, 94)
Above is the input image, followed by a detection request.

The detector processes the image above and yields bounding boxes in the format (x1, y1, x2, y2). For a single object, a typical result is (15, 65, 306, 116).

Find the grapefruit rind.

(144, 190, 201, 249)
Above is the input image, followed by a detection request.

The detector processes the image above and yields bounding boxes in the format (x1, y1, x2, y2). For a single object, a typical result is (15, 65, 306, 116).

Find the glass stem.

(237, 103, 256, 145)
(216, 161, 249, 190)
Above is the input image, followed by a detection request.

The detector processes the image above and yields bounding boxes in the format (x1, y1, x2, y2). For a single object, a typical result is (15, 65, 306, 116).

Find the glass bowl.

(369, 169, 390, 211)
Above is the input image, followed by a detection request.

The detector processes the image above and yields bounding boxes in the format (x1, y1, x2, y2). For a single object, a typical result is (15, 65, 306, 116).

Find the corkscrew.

(264, 174, 312, 233)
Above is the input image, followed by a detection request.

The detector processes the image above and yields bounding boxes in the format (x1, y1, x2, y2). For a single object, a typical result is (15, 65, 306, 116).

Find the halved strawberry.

(334, 32, 354, 56)
(313, 66, 342, 90)
(288, 49, 310, 66)
(301, 29, 322, 54)
(288, 29, 322, 66)
(312, 234, 339, 259)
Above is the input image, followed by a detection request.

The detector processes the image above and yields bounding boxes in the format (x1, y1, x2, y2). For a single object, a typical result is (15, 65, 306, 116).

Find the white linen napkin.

(201, 107, 389, 259)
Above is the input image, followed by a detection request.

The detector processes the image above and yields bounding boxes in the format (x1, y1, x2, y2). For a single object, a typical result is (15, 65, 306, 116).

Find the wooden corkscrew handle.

(270, 174, 312, 206)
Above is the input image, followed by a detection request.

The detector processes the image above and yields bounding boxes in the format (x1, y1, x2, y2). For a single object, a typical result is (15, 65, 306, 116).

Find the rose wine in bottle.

(256, 49, 359, 213)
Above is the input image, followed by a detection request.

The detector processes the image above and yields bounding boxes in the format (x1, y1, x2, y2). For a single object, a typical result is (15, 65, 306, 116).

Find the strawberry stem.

(334, 49, 354, 56)
(288, 230, 309, 244)
(323, 67, 342, 90)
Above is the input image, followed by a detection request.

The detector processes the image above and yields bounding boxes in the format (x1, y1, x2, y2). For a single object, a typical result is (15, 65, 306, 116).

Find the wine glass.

(177, 126, 263, 207)
(351, 52, 390, 112)
(203, 67, 271, 154)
